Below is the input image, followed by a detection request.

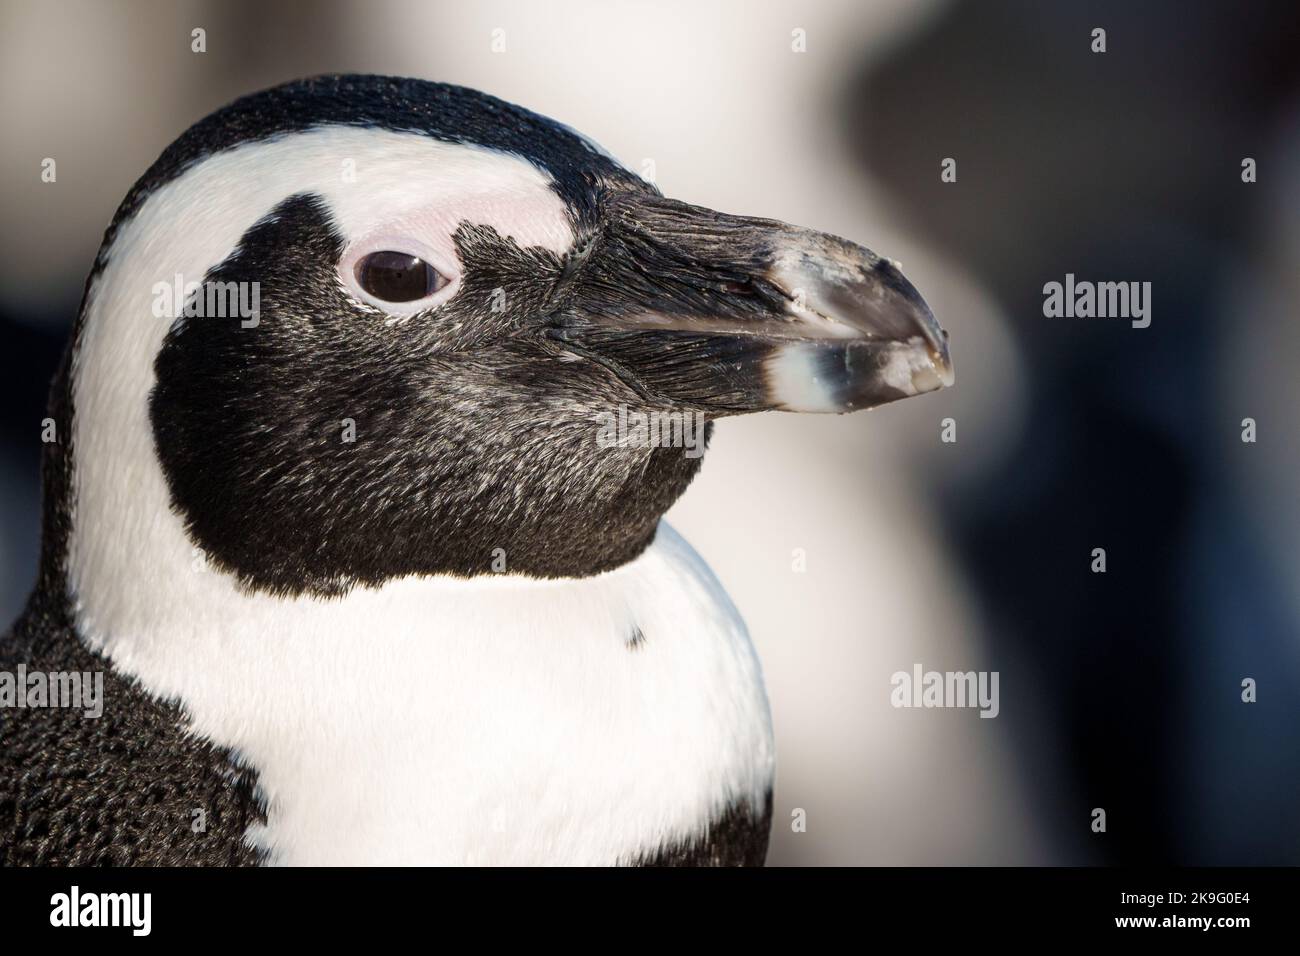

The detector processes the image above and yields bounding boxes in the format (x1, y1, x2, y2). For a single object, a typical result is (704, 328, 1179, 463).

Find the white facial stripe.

(339, 184, 573, 314)
(348, 185, 576, 260)
(69, 127, 574, 642)
(268, 126, 575, 254)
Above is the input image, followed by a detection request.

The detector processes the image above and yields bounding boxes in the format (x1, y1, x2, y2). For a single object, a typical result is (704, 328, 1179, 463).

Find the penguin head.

(61, 76, 951, 599)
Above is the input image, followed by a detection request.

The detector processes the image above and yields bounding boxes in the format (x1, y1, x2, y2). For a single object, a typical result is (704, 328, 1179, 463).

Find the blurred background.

(1, 0, 1297, 864)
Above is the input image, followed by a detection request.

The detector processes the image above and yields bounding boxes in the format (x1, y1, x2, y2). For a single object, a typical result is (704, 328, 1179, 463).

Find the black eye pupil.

(355, 251, 445, 302)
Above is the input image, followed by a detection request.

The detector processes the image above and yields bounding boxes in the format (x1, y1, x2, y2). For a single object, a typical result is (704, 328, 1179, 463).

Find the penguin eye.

(354, 251, 448, 302)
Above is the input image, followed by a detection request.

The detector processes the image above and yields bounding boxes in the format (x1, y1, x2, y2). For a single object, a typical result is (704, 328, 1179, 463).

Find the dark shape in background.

(844, 0, 1300, 863)
(0, 320, 64, 615)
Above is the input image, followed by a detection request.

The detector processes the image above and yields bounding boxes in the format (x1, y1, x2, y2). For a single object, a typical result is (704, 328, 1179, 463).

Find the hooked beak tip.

(764, 244, 954, 411)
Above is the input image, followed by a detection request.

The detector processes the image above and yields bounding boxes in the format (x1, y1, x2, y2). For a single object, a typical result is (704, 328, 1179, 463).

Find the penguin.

(0, 75, 952, 866)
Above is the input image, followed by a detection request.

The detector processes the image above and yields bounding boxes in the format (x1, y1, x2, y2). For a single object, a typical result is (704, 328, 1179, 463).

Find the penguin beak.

(545, 192, 953, 414)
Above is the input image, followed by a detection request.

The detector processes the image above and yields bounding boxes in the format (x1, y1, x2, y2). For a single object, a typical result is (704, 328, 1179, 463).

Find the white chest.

(74, 524, 773, 865)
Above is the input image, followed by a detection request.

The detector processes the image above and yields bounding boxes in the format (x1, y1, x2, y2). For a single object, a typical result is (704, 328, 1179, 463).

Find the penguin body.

(0, 76, 950, 865)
